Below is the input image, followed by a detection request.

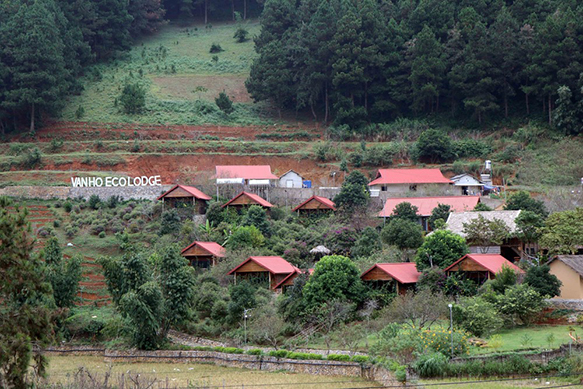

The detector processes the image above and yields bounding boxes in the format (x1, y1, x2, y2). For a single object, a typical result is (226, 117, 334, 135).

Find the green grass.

(58, 21, 282, 126)
(419, 377, 578, 388)
(470, 325, 577, 355)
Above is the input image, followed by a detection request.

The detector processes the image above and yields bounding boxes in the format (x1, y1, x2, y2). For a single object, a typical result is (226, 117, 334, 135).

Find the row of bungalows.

(223, 253, 522, 293)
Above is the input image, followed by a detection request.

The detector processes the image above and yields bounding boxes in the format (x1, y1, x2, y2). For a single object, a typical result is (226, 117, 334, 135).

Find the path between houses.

(167, 330, 367, 357)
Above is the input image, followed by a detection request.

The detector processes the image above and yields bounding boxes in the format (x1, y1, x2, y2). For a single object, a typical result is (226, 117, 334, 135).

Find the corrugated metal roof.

(446, 210, 521, 237)
(215, 165, 278, 180)
(157, 184, 212, 201)
(369, 168, 452, 186)
(378, 196, 480, 217)
(292, 195, 336, 212)
(228, 256, 296, 275)
(222, 191, 273, 208)
(361, 263, 421, 284)
(549, 255, 583, 277)
(181, 241, 226, 257)
(445, 254, 524, 274)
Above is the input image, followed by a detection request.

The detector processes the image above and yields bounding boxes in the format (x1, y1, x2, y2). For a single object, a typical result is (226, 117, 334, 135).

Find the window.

(409, 184, 417, 191)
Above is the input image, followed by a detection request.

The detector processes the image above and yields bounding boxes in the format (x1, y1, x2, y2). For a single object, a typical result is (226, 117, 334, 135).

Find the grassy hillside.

(59, 21, 279, 126)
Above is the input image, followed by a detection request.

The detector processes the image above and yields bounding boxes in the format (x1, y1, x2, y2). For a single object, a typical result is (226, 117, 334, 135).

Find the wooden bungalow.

(292, 195, 336, 215)
(181, 241, 226, 269)
(444, 254, 524, 284)
(548, 255, 583, 300)
(222, 191, 273, 210)
(158, 184, 212, 214)
(228, 256, 298, 290)
(361, 263, 421, 295)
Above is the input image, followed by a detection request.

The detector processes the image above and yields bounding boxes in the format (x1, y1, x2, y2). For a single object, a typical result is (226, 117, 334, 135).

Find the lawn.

(471, 325, 577, 355)
(419, 377, 579, 388)
(58, 21, 280, 126)
(45, 356, 375, 388)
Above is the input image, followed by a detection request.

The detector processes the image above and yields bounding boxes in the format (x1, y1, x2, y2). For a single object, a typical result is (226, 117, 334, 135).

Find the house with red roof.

(215, 165, 279, 186)
(158, 184, 212, 214)
(228, 256, 299, 290)
(368, 168, 455, 196)
(292, 195, 336, 215)
(181, 241, 226, 268)
(378, 196, 481, 230)
(222, 191, 273, 210)
(444, 254, 524, 284)
(361, 263, 421, 295)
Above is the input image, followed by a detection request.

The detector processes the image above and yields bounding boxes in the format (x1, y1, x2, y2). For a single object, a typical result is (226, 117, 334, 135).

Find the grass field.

(59, 21, 279, 125)
(45, 356, 374, 388)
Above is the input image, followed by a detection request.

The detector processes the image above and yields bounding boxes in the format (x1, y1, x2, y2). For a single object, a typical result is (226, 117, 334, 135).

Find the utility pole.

(243, 308, 251, 345)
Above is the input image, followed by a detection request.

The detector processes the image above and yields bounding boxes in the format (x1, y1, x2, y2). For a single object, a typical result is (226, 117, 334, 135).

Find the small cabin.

(279, 170, 305, 188)
(450, 173, 484, 196)
(368, 168, 453, 196)
(548, 255, 583, 300)
(222, 191, 273, 210)
(158, 184, 212, 214)
(444, 254, 524, 284)
(228, 256, 298, 290)
(361, 263, 421, 295)
(181, 241, 226, 268)
(293, 196, 336, 215)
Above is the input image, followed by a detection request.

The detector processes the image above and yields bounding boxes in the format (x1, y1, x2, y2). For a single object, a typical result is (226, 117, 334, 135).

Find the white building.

(279, 170, 304, 188)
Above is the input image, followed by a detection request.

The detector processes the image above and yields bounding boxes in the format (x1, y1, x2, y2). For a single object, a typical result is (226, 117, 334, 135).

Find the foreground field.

(45, 356, 374, 388)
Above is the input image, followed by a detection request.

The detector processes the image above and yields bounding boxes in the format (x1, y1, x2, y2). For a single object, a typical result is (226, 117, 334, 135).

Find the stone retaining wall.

(42, 347, 402, 387)
(451, 343, 583, 365)
(0, 185, 172, 201)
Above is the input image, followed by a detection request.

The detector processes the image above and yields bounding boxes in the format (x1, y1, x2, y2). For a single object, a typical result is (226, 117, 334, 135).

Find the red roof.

(292, 196, 336, 212)
(216, 165, 278, 180)
(222, 191, 273, 208)
(378, 196, 480, 217)
(228, 256, 296, 275)
(369, 169, 453, 186)
(181, 241, 226, 257)
(361, 263, 421, 284)
(157, 184, 212, 201)
(444, 254, 524, 274)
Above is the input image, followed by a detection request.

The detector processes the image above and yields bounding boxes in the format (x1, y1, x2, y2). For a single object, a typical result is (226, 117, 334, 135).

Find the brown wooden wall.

(182, 245, 212, 257)
(300, 199, 332, 210)
(450, 258, 488, 272)
(362, 268, 393, 281)
(235, 261, 268, 273)
(228, 195, 258, 206)
(164, 187, 192, 198)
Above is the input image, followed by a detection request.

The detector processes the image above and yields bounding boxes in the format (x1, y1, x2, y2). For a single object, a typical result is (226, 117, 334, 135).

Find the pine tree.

(0, 0, 69, 132)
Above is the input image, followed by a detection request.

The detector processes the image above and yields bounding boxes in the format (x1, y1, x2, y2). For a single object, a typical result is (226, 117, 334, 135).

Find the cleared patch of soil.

(152, 75, 252, 103)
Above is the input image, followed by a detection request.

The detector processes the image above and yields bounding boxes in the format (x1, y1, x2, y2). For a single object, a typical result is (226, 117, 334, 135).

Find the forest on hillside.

(0, 0, 262, 132)
(2, 0, 583, 133)
(247, 0, 583, 131)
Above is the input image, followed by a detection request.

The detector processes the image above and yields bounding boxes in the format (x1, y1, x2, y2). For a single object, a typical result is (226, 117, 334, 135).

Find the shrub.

(395, 367, 407, 382)
(88, 195, 101, 210)
(416, 129, 455, 163)
(159, 209, 181, 235)
(222, 347, 244, 354)
(268, 350, 289, 358)
(98, 231, 106, 239)
(209, 43, 224, 53)
(22, 147, 42, 168)
(413, 352, 449, 378)
(233, 27, 249, 42)
(63, 201, 73, 213)
(49, 138, 64, 152)
(351, 355, 370, 363)
(119, 82, 146, 114)
(452, 297, 503, 337)
(415, 230, 469, 271)
(288, 352, 322, 360)
(246, 349, 263, 356)
(215, 91, 234, 114)
(75, 105, 85, 119)
(327, 354, 350, 361)
(53, 219, 61, 228)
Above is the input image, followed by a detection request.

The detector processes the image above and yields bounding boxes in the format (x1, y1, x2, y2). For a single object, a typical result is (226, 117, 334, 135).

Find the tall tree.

(0, 0, 69, 131)
(0, 197, 54, 389)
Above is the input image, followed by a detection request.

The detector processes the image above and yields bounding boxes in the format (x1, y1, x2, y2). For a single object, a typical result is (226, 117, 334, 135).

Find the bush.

(416, 129, 455, 163)
(159, 209, 181, 235)
(268, 350, 289, 358)
(452, 297, 503, 337)
(327, 354, 350, 361)
(222, 347, 244, 354)
(215, 91, 234, 114)
(233, 27, 249, 42)
(415, 229, 469, 271)
(119, 82, 146, 114)
(22, 147, 42, 168)
(88, 194, 101, 210)
(209, 43, 224, 53)
(53, 219, 61, 228)
(288, 352, 322, 360)
(246, 349, 263, 356)
(351, 355, 370, 363)
(98, 231, 106, 239)
(413, 352, 449, 378)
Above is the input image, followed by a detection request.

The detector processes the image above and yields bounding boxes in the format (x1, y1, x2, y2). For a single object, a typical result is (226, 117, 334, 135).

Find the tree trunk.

(204, 0, 208, 24)
(548, 95, 552, 126)
(231, 0, 235, 21)
(364, 82, 368, 113)
(436, 94, 440, 113)
(324, 83, 329, 123)
(525, 93, 530, 115)
(30, 102, 35, 132)
(504, 88, 508, 118)
(310, 102, 317, 121)
(243, 0, 247, 20)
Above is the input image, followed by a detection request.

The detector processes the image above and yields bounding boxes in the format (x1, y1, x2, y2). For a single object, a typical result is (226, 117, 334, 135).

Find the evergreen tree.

(0, 0, 69, 131)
